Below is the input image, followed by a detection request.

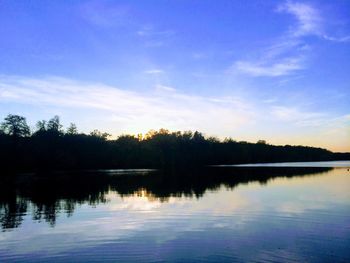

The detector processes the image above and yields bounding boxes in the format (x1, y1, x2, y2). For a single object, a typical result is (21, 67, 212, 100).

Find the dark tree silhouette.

(47, 115, 62, 132)
(36, 120, 47, 131)
(66, 123, 78, 135)
(90, 129, 110, 140)
(1, 114, 30, 137)
(0, 114, 349, 173)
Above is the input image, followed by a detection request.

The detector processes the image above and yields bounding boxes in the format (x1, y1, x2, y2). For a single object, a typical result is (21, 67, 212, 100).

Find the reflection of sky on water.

(1, 168, 350, 262)
(228, 160, 350, 167)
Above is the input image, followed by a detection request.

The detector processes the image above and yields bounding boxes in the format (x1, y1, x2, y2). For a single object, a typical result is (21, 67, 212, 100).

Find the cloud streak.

(0, 75, 348, 151)
(0, 75, 253, 135)
(233, 1, 350, 78)
(144, 69, 164, 75)
(137, 26, 175, 48)
(235, 57, 303, 77)
(277, 1, 322, 37)
(271, 106, 327, 127)
(278, 1, 350, 42)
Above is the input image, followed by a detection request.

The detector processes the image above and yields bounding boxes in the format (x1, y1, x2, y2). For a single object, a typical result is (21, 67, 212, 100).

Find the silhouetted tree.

(36, 120, 47, 132)
(0, 114, 348, 172)
(90, 129, 110, 140)
(66, 123, 78, 135)
(193, 131, 205, 142)
(47, 115, 62, 134)
(1, 114, 30, 137)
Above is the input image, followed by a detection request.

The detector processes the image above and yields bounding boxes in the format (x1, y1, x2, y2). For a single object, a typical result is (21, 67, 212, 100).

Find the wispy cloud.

(80, 0, 131, 27)
(271, 106, 327, 127)
(0, 75, 253, 135)
(137, 26, 175, 47)
(137, 27, 174, 37)
(322, 35, 350, 43)
(144, 69, 164, 75)
(277, 1, 322, 37)
(266, 105, 349, 151)
(270, 106, 349, 130)
(277, 1, 350, 41)
(0, 75, 347, 151)
(155, 84, 176, 92)
(232, 37, 307, 77)
(235, 57, 303, 77)
(233, 1, 350, 78)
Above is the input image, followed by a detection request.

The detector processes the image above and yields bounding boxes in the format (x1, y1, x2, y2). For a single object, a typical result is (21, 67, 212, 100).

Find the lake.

(1, 161, 350, 262)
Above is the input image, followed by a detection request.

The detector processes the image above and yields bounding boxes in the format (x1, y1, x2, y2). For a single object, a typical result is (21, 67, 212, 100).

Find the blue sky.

(0, 0, 349, 151)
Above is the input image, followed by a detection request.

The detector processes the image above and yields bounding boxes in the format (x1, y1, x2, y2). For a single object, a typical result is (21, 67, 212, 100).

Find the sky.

(0, 0, 349, 152)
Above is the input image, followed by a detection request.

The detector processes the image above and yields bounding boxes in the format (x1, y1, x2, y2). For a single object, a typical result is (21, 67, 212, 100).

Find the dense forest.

(0, 114, 349, 173)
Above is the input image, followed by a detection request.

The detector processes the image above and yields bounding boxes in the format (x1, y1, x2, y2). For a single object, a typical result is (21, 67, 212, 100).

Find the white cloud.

(322, 35, 350, 43)
(231, 2, 315, 78)
(271, 106, 327, 126)
(270, 106, 349, 130)
(235, 57, 303, 77)
(277, 1, 322, 37)
(155, 84, 176, 92)
(1, 75, 348, 151)
(144, 69, 164, 74)
(233, 1, 350, 78)
(137, 27, 174, 37)
(137, 26, 174, 48)
(0, 75, 253, 135)
(278, 1, 350, 41)
(263, 106, 350, 151)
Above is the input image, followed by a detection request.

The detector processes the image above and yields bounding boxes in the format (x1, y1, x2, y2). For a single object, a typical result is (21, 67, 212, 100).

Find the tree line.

(0, 114, 348, 173)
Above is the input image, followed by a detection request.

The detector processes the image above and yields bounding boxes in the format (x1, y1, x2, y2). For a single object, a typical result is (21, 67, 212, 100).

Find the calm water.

(1, 161, 350, 262)
(223, 160, 350, 168)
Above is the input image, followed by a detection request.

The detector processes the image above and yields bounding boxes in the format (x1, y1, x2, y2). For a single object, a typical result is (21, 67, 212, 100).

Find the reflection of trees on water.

(0, 167, 331, 230)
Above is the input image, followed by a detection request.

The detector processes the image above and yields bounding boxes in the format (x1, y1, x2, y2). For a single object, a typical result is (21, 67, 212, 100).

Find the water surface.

(224, 160, 350, 167)
(1, 161, 350, 262)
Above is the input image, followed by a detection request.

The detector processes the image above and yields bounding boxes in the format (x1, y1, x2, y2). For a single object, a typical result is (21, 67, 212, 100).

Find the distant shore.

(1, 114, 349, 173)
